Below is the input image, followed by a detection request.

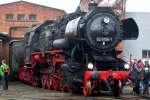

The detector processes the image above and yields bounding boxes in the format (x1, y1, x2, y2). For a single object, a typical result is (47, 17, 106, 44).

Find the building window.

(18, 14, 25, 21)
(142, 50, 150, 58)
(29, 14, 36, 21)
(6, 14, 13, 20)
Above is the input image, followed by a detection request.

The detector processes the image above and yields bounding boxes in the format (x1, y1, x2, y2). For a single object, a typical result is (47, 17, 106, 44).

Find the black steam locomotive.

(10, 4, 138, 96)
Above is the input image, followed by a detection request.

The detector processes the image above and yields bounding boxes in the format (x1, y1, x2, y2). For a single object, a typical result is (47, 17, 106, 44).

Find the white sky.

(0, 0, 149, 13)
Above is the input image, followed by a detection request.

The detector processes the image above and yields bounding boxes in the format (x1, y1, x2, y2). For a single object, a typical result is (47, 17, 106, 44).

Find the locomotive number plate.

(96, 37, 112, 42)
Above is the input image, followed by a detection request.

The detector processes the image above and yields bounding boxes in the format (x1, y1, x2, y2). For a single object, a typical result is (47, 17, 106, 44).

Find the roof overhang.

(0, 33, 9, 40)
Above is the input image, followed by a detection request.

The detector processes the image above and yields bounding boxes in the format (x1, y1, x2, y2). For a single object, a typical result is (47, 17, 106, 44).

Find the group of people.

(129, 59, 150, 95)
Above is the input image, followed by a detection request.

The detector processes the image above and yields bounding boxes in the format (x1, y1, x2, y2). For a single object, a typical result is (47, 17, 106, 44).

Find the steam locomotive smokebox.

(65, 7, 123, 51)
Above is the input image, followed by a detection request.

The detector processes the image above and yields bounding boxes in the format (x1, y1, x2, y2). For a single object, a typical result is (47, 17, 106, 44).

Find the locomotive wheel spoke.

(41, 75, 47, 88)
(41, 75, 44, 88)
(53, 79, 59, 91)
(60, 83, 65, 92)
(47, 80, 50, 90)
(47, 79, 53, 90)
(44, 75, 48, 88)
(60, 82, 68, 92)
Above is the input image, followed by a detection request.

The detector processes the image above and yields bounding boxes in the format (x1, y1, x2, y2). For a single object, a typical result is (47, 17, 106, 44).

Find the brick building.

(0, 1, 66, 63)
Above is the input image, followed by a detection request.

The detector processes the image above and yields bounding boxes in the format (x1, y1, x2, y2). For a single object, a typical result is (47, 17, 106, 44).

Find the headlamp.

(88, 63, 94, 70)
(124, 64, 129, 69)
(103, 17, 110, 24)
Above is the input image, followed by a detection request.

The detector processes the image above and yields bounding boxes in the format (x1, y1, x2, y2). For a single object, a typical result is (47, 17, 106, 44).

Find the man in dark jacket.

(129, 59, 138, 94)
(143, 61, 150, 94)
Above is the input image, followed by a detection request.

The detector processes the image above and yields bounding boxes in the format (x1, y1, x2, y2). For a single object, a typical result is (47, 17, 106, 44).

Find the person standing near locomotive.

(129, 59, 145, 94)
(135, 60, 144, 94)
(0, 60, 10, 90)
(143, 61, 150, 95)
(129, 59, 138, 93)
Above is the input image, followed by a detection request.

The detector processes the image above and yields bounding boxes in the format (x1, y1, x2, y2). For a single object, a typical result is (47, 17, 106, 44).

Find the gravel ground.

(0, 82, 150, 100)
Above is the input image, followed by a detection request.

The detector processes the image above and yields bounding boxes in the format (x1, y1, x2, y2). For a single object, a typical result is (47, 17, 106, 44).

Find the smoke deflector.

(122, 18, 139, 40)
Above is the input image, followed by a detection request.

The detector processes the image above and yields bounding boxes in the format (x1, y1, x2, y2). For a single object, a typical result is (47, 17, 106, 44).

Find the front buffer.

(83, 70, 129, 96)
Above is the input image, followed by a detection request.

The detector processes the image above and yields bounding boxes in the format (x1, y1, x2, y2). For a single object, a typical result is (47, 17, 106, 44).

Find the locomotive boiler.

(11, 3, 139, 96)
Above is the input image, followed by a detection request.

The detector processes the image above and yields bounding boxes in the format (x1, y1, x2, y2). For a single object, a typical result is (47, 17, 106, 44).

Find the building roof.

(27, 24, 42, 33)
(0, 0, 66, 14)
(0, 33, 9, 40)
(26, 20, 54, 33)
